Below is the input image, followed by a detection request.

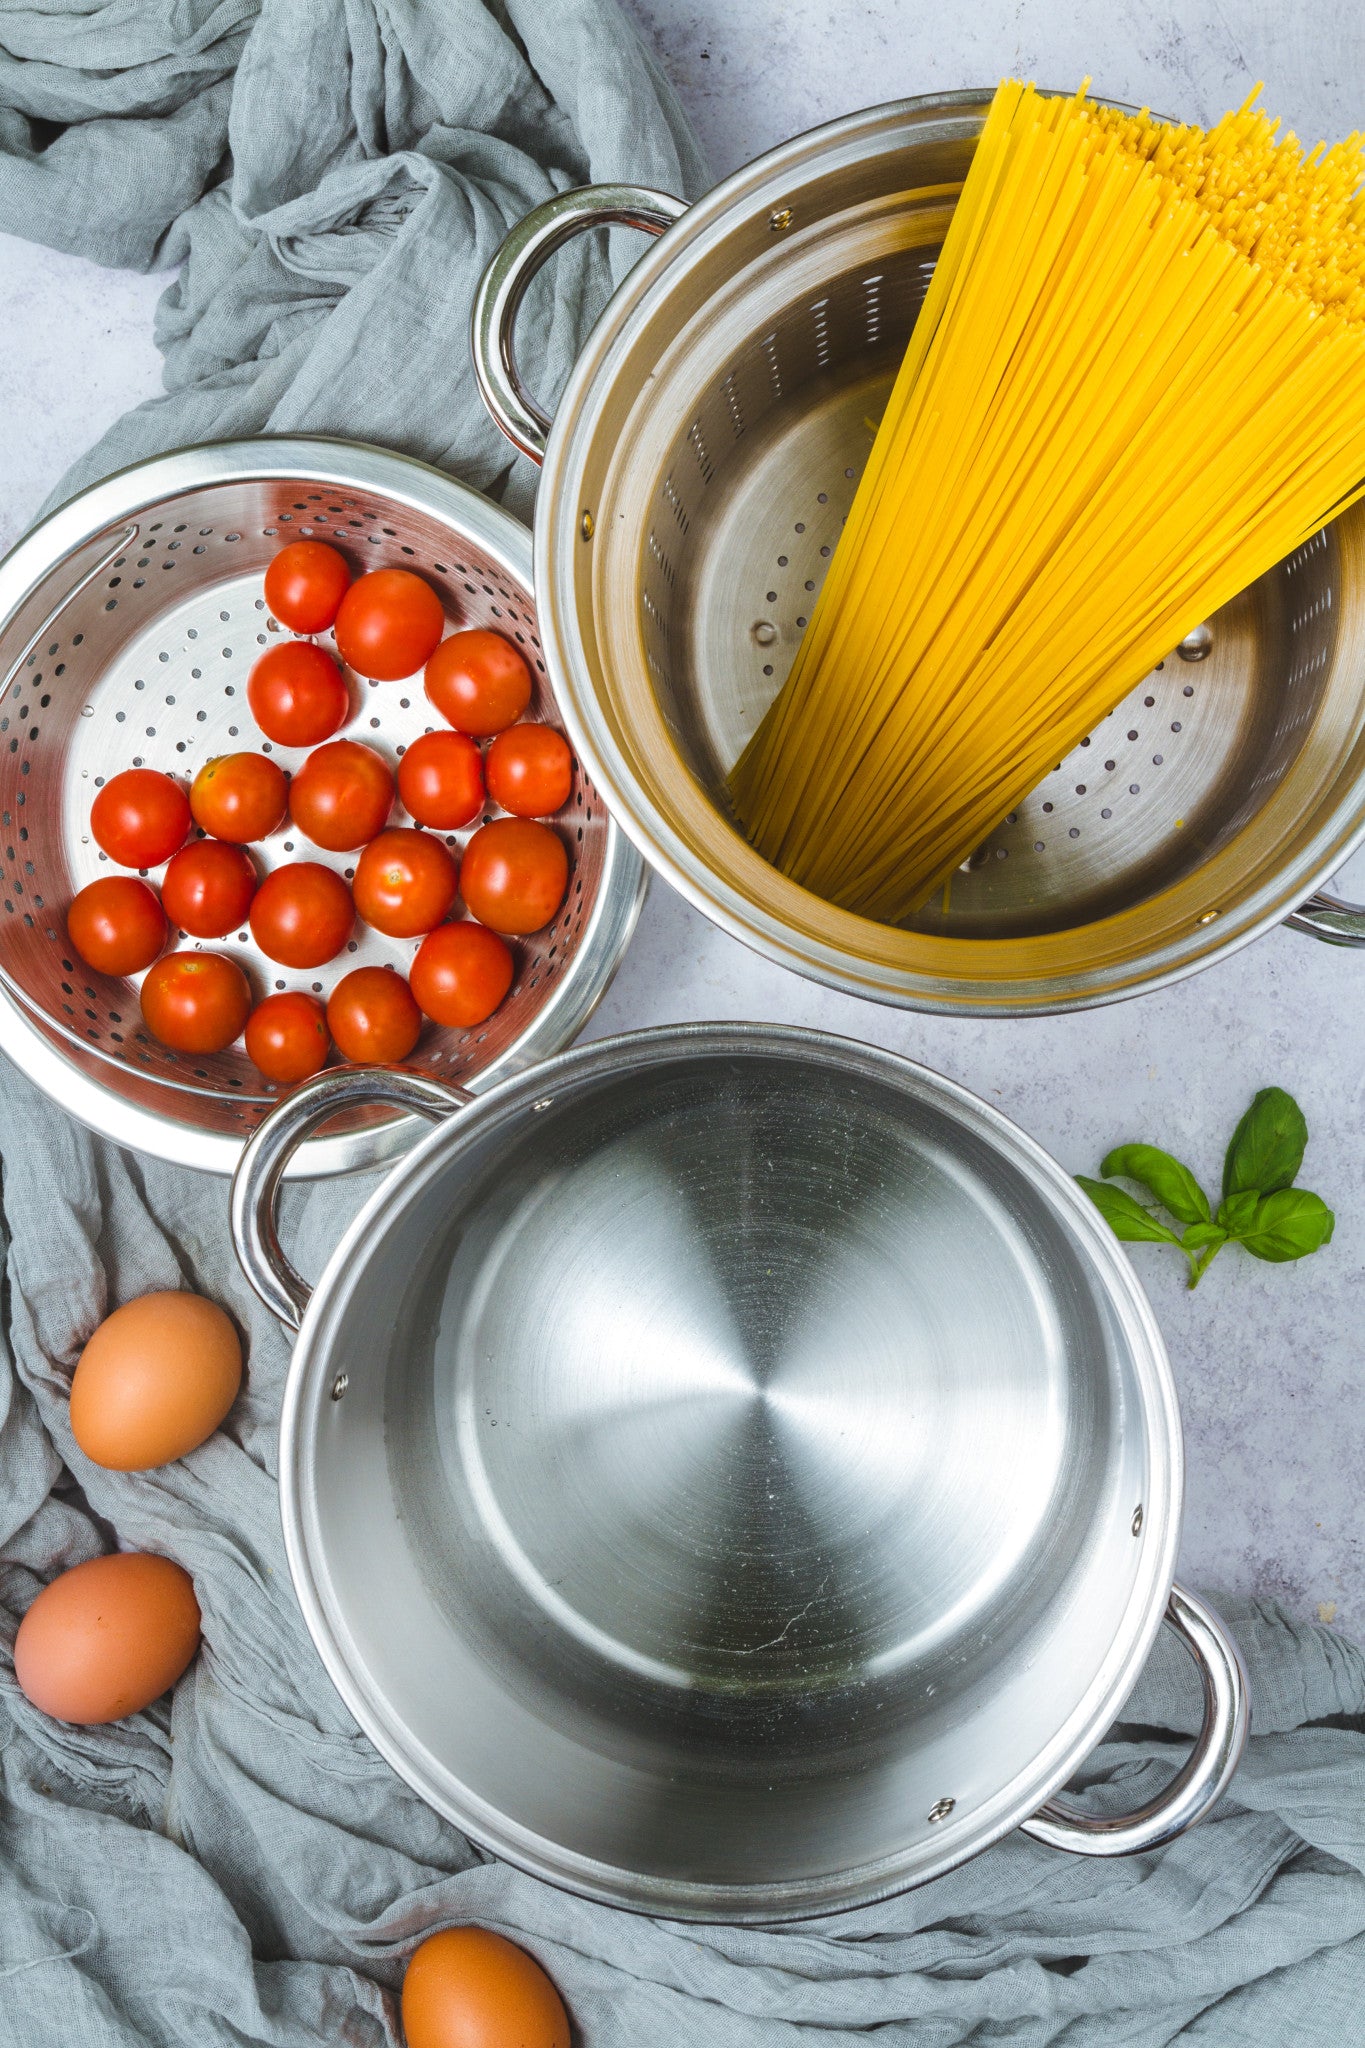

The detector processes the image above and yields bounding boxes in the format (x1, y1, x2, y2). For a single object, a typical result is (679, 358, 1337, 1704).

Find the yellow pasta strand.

(729, 81, 1365, 923)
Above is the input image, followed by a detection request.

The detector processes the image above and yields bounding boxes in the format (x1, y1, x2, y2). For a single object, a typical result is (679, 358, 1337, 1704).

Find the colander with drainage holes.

(0, 439, 644, 1175)
(473, 91, 1365, 1014)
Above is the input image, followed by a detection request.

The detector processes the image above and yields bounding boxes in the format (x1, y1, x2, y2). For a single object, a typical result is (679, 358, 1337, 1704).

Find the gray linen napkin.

(2, 3, 1364, 2042)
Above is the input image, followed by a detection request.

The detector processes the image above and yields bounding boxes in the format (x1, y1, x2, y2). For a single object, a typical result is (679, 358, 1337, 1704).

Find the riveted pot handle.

(230, 1068, 471, 1331)
(1284, 891, 1365, 946)
(472, 184, 688, 465)
(1020, 1584, 1248, 1857)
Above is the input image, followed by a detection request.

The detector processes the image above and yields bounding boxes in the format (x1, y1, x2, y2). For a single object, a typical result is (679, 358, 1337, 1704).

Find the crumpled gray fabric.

(3, 2, 1365, 2043)
(0, 0, 708, 521)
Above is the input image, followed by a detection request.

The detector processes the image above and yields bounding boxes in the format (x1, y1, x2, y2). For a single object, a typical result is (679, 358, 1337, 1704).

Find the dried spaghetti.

(729, 81, 1365, 922)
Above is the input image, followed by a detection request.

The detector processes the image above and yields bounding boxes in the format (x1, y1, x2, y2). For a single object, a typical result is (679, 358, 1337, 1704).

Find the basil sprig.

(1078, 1087, 1334, 1288)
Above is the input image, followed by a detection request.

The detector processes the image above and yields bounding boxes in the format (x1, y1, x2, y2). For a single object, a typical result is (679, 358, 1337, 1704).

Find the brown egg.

(401, 1927, 569, 2048)
(15, 1552, 201, 1725)
(70, 1290, 242, 1470)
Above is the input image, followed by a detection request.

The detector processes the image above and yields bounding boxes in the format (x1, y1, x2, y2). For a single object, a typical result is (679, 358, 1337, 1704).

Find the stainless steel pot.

(473, 92, 1365, 1014)
(232, 1025, 1246, 1920)
(0, 438, 644, 1174)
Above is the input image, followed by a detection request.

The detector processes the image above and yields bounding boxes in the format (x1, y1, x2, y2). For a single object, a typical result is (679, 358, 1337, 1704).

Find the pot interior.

(556, 97, 1365, 1006)
(292, 1035, 1174, 1916)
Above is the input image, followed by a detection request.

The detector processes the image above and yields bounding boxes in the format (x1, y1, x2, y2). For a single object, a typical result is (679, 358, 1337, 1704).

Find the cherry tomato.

(263, 541, 350, 635)
(190, 753, 289, 844)
(352, 828, 458, 938)
(247, 640, 349, 748)
(67, 877, 167, 977)
(485, 723, 573, 817)
(326, 967, 422, 1063)
(245, 991, 329, 1084)
(424, 629, 532, 737)
(459, 818, 568, 935)
(248, 862, 354, 967)
(334, 569, 445, 681)
(140, 951, 251, 1054)
(160, 841, 257, 939)
(396, 730, 484, 830)
(90, 770, 190, 869)
(410, 921, 513, 1028)
(288, 740, 395, 852)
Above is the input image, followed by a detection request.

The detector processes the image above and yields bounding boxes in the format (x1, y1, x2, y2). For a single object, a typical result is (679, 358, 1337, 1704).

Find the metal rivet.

(580, 510, 595, 540)
(928, 1797, 955, 1824)
(331, 1373, 349, 1402)
(1131, 1504, 1144, 1536)
(533, 1097, 554, 1111)
(1198, 909, 1220, 925)
(1177, 623, 1213, 661)
(769, 206, 794, 232)
(751, 620, 777, 646)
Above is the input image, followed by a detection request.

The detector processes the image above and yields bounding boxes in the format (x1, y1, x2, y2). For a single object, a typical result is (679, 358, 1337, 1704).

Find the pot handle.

(230, 1068, 471, 1332)
(472, 184, 688, 465)
(1019, 1583, 1248, 1857)
(1284, 891, 1365, 946)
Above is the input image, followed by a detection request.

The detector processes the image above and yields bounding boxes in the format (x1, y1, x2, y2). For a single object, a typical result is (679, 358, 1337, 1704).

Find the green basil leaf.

(1223, 1087, 1308, 1198)
(1101, 1144, 1211, 1223)
(1180, 1221, 1227, 1252)
(1238, 1187, 1336, 1264)
(1217, 1189, 1261, 1235)
(1077, 1177, 1183, 1245)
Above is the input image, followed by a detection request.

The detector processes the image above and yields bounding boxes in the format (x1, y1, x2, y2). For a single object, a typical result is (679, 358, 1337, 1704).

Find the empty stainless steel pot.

(232, 1025, 1246, 1919)
(473, 91, 1365, 1013)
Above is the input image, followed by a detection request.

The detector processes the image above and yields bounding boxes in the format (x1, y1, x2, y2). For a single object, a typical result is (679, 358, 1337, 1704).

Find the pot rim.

(530, 91, 1365, 1015)
(278, 1020, 1182, 1919)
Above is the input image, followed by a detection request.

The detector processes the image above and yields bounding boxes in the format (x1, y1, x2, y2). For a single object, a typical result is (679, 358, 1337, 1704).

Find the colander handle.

(1284, 891, 1365, 946)
(473, 183, 688, 464)
(230, 1067, 471, 1331)
(1019, 1583, 1248, 1857)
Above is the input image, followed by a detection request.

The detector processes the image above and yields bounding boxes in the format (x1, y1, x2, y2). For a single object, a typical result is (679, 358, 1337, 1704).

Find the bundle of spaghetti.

(728, 80, 1365, 922)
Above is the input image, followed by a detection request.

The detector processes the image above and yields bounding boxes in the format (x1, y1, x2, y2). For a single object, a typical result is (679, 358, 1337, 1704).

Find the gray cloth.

(2, 2, 1365, 2043)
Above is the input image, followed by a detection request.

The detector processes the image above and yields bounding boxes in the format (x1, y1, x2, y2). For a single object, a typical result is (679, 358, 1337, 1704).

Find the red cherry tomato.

(334, 569, 445, 681)
(245, 991, 330, 1084)
(248, 862, 354, 967)
(326, 967, 422, 1063)
(352, 828, 458, 938)
(410, 921, 514, 1028)
(459, 818, 568, 935)
(160, 841, 257, 939)
(424, 629, 532, 737)
(263, 541, 351, 635)
(66, 877, 166, 977)
(485, 724, 573, 817)
(288, 740, 395, 852)
(396, 730, 484, 831)
(247, 640, 349, 748)
(90, 770, 190, 869)
(190, 753, 289, 844)
(140, 951, 251, 1054)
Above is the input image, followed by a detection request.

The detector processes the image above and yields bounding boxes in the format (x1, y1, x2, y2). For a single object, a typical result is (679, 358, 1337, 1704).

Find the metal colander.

(475, 92, 1365, 1013)
(0, 440, 643, 1174)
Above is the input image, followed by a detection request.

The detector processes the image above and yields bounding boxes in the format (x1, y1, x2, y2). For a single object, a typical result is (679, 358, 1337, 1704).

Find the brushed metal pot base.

(252, 1028, 1200, 1919)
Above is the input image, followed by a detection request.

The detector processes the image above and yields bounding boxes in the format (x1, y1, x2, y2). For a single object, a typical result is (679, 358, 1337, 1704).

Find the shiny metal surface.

(475, 93, 1365, 1012)
(1020, 1583, 1248, 1856)
(234, 1025, 1244, 1919)
(0, 438, 645, 1174)
(471, 184, 686, 462)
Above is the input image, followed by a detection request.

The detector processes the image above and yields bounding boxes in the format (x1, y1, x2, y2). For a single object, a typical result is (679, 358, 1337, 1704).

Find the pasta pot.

(472, 90, 1365, 1013)
(232, 1023, 1246, 1920)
